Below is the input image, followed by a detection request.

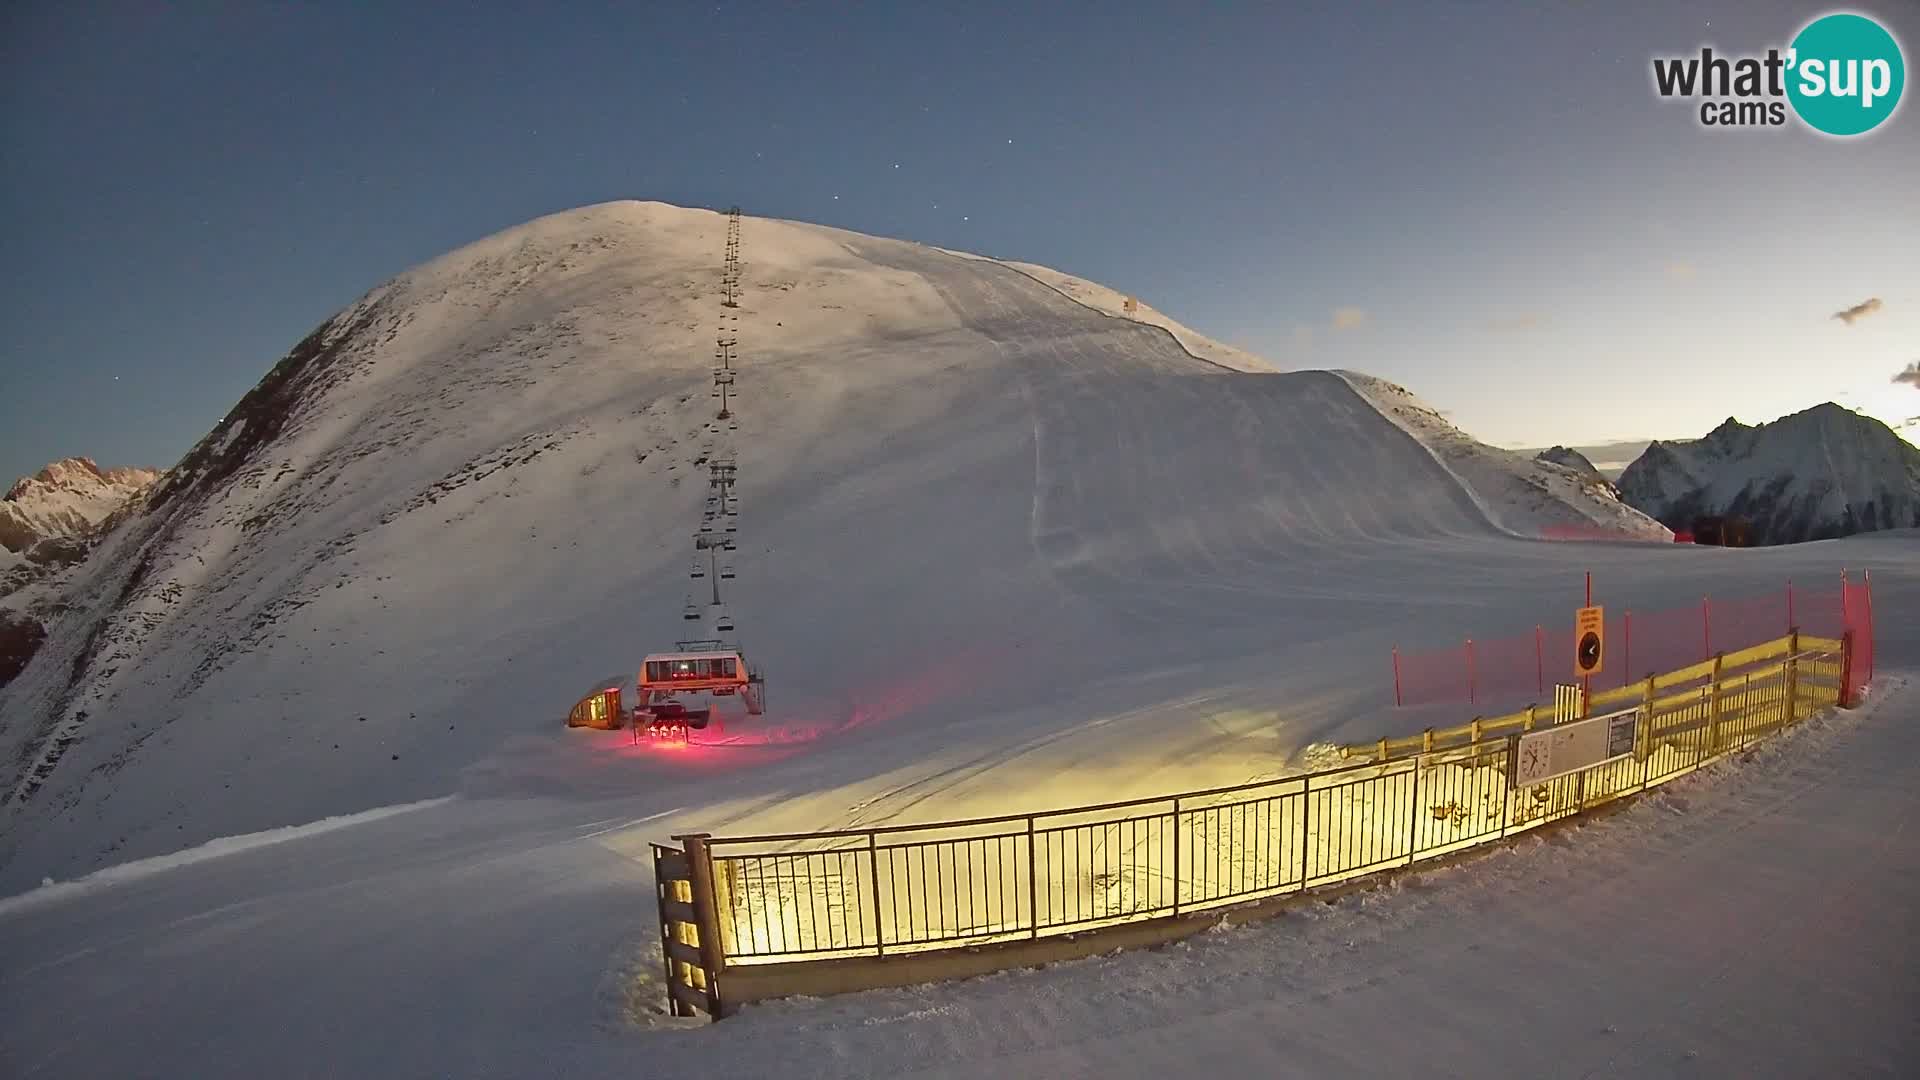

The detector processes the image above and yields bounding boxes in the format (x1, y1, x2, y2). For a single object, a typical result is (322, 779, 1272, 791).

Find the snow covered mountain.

(1340, 376, 1665, 541)
(1, 458, 162, 684)
(1617, 404, 1920, 544)
(1534, 446, 1620, 496)
(0, 200, 1674, 884)
(0, 457, 161, 561)
(1535, 445, 1600, 479)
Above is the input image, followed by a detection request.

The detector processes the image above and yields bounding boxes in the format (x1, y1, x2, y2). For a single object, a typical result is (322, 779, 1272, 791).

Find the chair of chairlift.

(691, 558, 706, 579)
(683, 601, 700, 621)
(716, 613, 735, 633)
(720, 563, 736, 580)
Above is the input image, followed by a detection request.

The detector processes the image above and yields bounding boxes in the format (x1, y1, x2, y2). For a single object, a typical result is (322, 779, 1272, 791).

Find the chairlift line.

(614, 203, 766, 741)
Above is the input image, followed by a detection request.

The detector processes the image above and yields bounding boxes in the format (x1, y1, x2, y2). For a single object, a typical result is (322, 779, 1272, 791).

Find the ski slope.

(0, 201, 1913, 1077)
(2, 201, 1654, 887)
(0, 669, 1910, 1078)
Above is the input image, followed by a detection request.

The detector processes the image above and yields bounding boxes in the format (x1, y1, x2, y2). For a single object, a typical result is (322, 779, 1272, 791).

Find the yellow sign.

(1575, 605, 1605, 677)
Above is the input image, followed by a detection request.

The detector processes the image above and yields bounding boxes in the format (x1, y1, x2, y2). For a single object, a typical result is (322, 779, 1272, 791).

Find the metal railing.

(684, 634, 1848, 971)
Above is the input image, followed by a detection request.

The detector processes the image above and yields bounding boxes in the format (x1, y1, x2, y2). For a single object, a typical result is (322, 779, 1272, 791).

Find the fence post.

(654, 847, 693, 1018)
(1784, 630, 1799, 726)
(1524, 703, 1538, 732)
(1392, 647, 1402, 707)
(1498, 737, 1514, 840)
(1298, 780, 1312, 888)
(1027, 816, 1040, 935)
(1376, 736, 1388, 763)
(1406, 754, 1422, 864)
(1470, 717, 1483, 748)
(1641, 674, 1657, 759)
(680, 833, 727, 1018)
(867, 833, 885, 957)
(1423, 728, 1435, 754)
(1838, 629, 1857, 709)
(1706, 654, 1724, 752)
(1169, 800, 1181, 917)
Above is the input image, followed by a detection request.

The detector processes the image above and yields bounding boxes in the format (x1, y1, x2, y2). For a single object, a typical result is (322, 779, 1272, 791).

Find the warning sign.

(1575, 605, 1605, 678)
(1512, 708, 1640, 788)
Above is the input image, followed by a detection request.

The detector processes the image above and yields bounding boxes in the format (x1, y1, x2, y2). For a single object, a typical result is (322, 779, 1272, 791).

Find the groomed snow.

(0, 676, 1908, 1077)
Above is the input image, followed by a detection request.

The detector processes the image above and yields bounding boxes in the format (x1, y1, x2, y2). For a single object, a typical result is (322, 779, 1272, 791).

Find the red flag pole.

(1534, 625, 1544, 695)
(1786, 579, 1795, 632)
(1466, 638, 1477, 705)
(1702, 596, 1712, 659)
(1624, 610, 1633, 688)
(1864, 570, 1875, 682)
(1392, 647, 1403, 708)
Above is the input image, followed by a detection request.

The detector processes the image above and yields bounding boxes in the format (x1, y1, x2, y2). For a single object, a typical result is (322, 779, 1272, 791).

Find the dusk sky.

(3, 1, 1917, 483)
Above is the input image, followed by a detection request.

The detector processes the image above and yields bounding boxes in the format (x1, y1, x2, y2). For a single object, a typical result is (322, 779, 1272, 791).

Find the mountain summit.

(0, 457, 161, 557)
(1618, 403, 1920, 544)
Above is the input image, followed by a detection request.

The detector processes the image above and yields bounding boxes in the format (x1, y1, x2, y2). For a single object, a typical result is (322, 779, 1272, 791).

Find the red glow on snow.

(581, 636, 1035, 773)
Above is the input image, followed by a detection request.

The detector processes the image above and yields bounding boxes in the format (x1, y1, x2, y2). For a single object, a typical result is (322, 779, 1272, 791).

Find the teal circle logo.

(1787, 13, 1905, 135)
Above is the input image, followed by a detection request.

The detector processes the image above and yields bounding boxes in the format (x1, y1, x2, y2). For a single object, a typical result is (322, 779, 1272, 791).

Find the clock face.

(1578, 631, 1601, 671)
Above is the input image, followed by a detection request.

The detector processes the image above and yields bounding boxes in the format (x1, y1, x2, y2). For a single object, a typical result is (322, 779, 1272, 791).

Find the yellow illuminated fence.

(659, 632, 1854, 1001)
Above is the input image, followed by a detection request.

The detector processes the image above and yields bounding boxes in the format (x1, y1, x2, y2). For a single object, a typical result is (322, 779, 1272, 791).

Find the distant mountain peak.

(1618, 405, 1920, 544)
(1, 456, 163, 556)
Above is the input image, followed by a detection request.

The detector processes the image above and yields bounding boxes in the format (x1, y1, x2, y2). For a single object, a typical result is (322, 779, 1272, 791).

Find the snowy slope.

(1338, 372, 1669, 541)
(0, 201, 1764, 888)
(1618, 404, 1920, 544)
(0, 664, 1909, 1079)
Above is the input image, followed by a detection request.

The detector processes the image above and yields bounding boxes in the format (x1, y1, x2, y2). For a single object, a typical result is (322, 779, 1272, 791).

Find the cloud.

(1664, 261, 1697, 280)
(1483, 313, 1545, 332)
(1833, 297, 1883, 325)
(1331, 306, 1367, 332)
(1893, 361, 1920, 388)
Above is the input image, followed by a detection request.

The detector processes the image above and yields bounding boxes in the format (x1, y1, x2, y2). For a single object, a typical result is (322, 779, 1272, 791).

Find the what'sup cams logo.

(1652, 11, 1905, 135)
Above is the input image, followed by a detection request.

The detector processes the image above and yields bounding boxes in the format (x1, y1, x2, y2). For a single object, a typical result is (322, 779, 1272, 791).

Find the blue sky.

(2, 1, 1917, 482)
